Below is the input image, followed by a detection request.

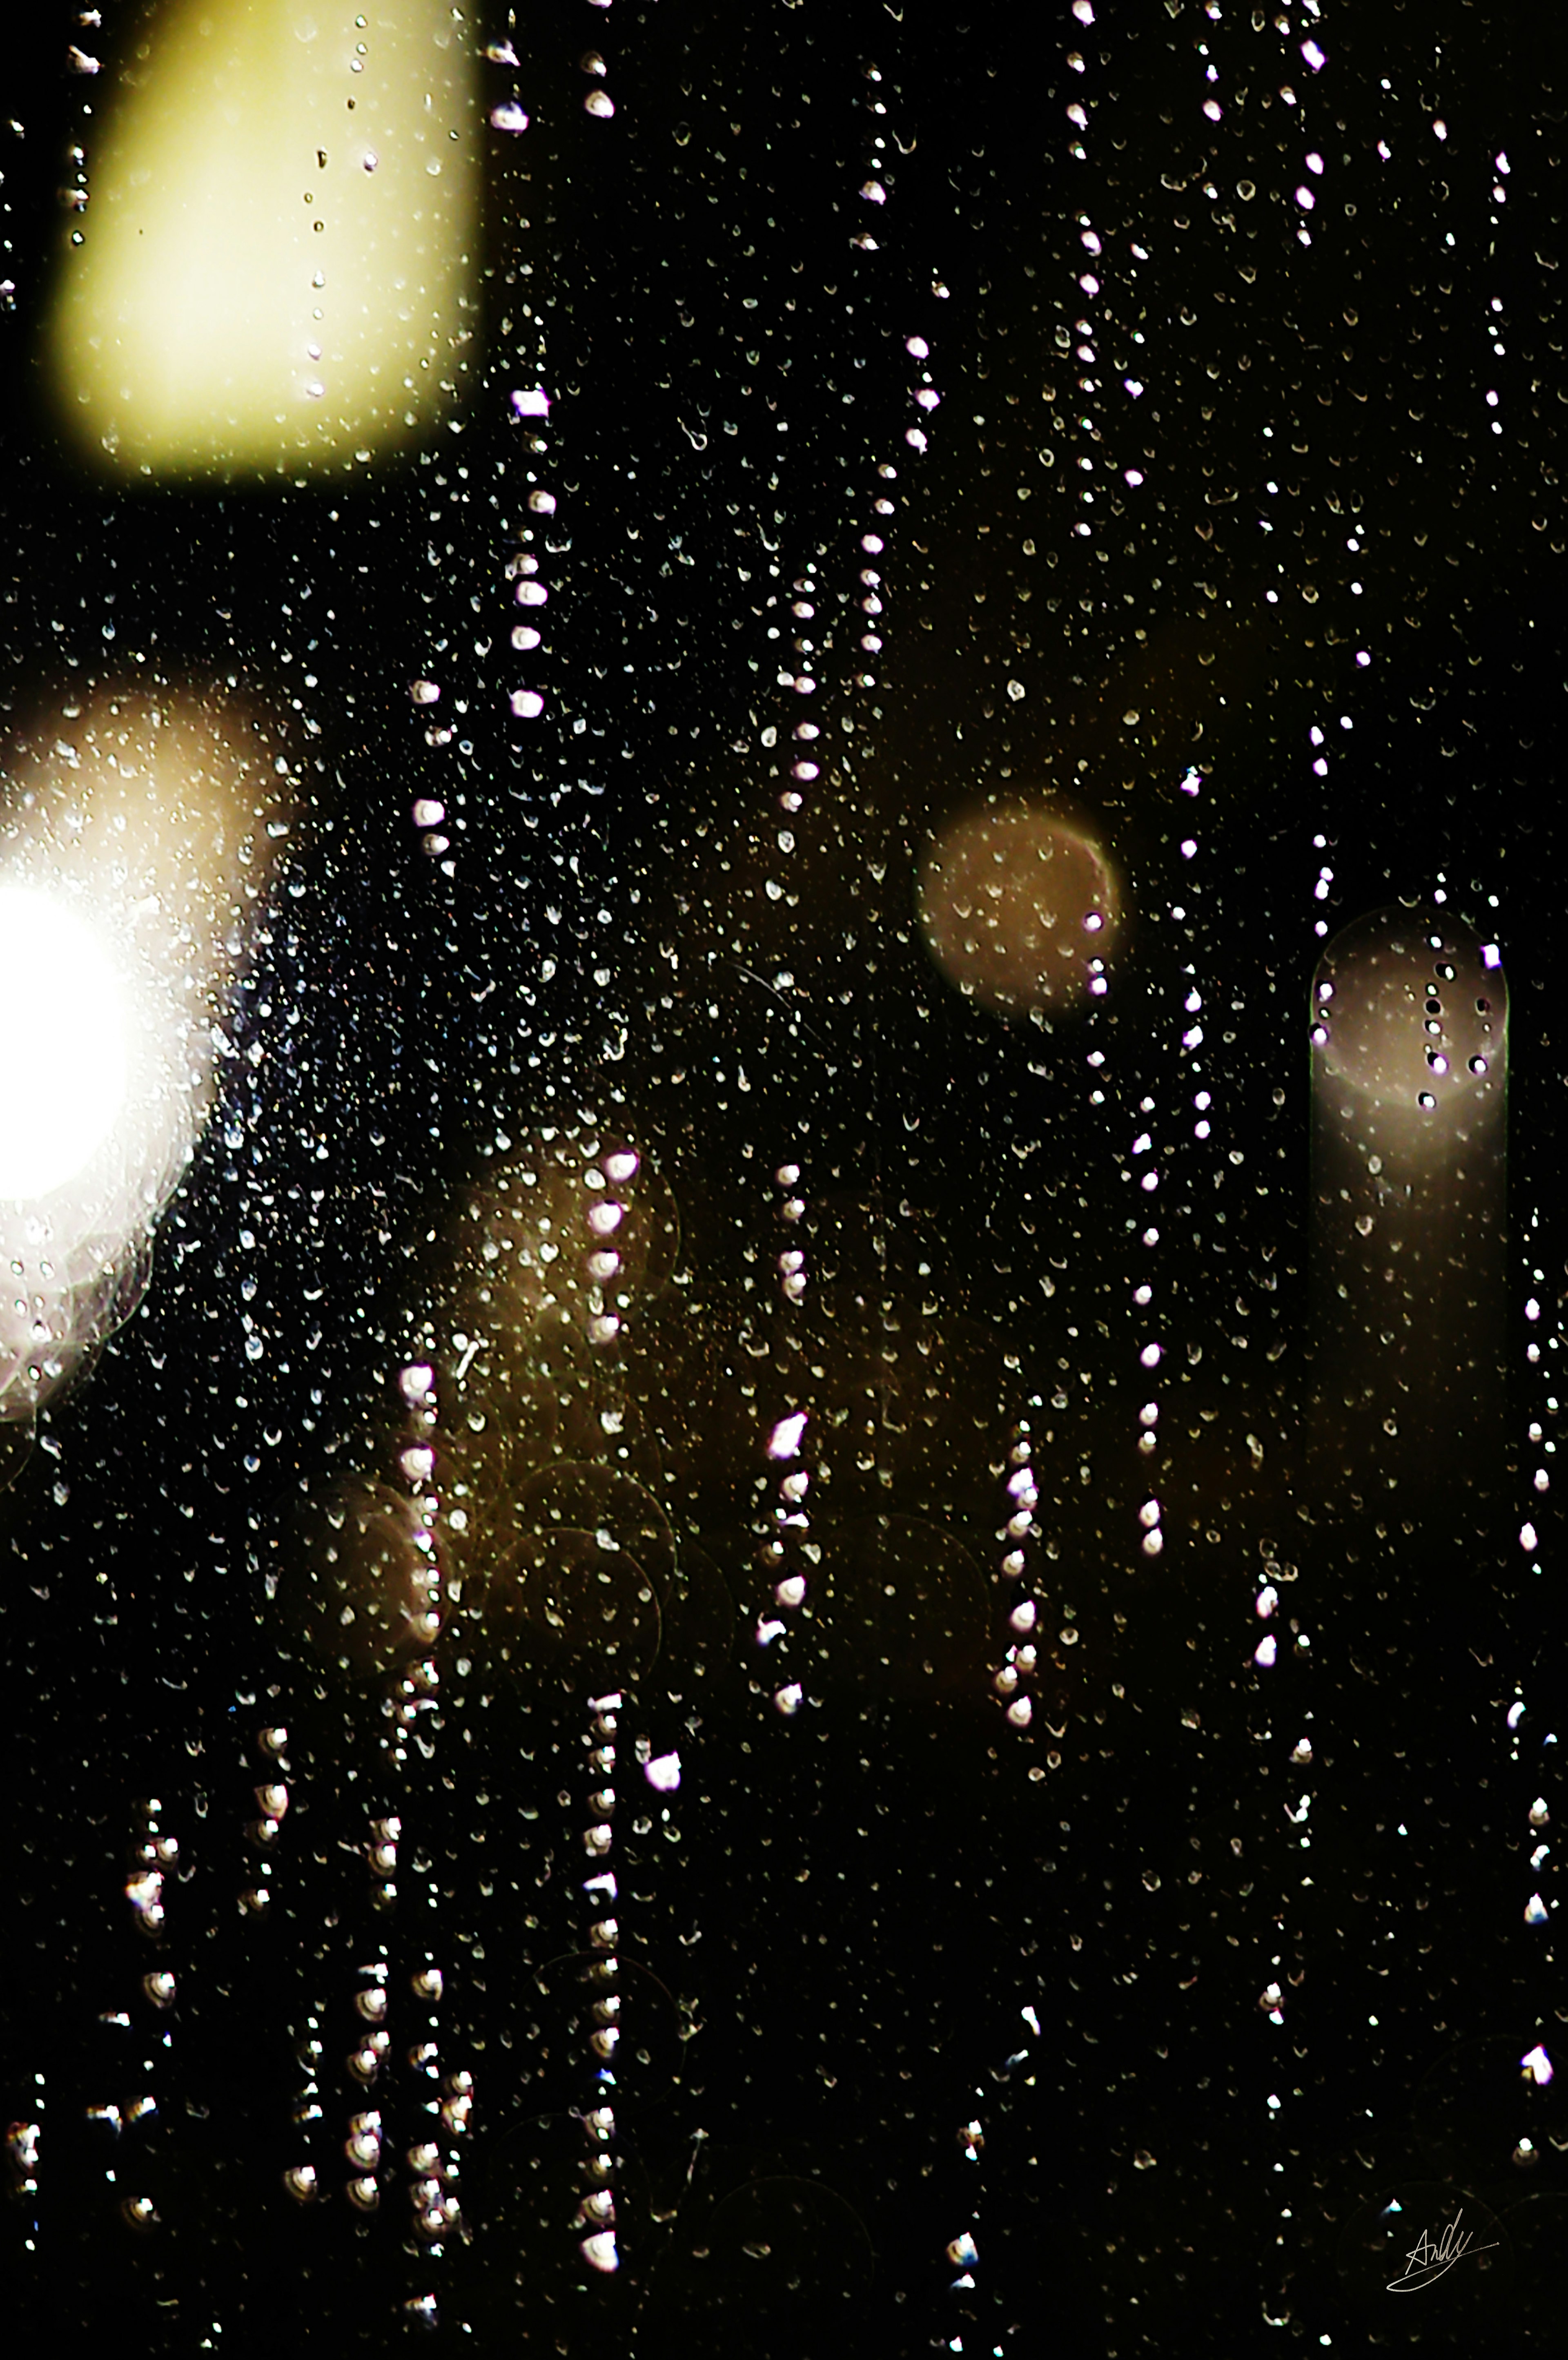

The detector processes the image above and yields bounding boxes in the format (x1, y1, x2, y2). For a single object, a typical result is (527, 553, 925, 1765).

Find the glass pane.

(2, 1, 1560, 2347)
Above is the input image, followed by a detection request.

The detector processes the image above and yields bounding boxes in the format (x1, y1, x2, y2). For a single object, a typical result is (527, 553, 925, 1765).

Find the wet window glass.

(2, 0, 1564, 2346)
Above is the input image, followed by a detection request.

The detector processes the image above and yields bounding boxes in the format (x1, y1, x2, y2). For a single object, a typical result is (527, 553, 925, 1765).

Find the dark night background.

(3, 0, 1568, 2350)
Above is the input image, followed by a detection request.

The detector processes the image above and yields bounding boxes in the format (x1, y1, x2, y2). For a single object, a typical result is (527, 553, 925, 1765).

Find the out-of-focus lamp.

(1309, 906, 1508, 1517)
(0, 886, 129, 1202)
(46, 0, 479, 476)
(0, 691, 291, 1428)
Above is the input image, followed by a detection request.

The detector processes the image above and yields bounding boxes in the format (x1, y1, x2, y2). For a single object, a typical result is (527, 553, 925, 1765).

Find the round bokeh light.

(919, 803, 1118, 1014)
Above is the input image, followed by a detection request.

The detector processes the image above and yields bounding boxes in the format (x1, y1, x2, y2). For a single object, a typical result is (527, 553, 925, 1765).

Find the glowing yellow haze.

(47, 0, 479, 477)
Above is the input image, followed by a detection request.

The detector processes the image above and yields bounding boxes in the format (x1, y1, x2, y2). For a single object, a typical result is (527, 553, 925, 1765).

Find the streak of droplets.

(757, 1163, 812, 1717)
(578, 1691, 623, 2276)
(991, 1421, 1039, 1732)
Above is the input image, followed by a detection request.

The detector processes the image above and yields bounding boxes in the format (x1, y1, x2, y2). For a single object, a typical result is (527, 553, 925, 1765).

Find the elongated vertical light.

(1309, 905, 1508, 1518)
(46, 0, 479, 476)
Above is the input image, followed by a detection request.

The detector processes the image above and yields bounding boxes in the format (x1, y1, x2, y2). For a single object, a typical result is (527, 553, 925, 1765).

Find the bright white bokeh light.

(0, 689, 292, 1432)
(0, 886, 129, 1200)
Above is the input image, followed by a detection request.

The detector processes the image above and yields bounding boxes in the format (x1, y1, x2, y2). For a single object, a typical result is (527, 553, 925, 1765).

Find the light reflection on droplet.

(768, 1410, 808, 1460)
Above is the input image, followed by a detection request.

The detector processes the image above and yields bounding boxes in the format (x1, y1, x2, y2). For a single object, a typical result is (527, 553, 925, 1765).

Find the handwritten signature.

(1387, 2208, 1499, 2294)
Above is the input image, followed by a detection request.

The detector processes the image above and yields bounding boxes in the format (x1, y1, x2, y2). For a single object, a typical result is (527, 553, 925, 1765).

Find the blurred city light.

(1309, 906, 1509, 1509)
(0, 690, 292, 1424)
(918, 801, 1120, 1014)
(0, 884, 130, 1201)
(45, 0, 479, 477)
